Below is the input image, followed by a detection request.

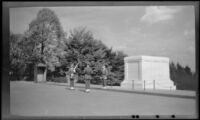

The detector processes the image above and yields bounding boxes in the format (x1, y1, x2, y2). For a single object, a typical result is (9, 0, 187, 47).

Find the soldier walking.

(102, 65, 108, 89)
(84, 63, 93, 92)
(69, 63, 76, 90)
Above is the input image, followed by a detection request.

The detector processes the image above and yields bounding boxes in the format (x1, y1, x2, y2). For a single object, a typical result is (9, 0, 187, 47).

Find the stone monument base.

(121, 55, 176, 90)
(121, 80, 143, 90)
(121, 80, 176, 90)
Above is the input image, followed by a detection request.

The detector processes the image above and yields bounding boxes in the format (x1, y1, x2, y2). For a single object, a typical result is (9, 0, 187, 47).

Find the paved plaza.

(10, 81, 196, 117)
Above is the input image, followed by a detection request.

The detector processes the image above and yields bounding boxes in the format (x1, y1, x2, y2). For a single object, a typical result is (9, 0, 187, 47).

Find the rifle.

(73, 63, 79, 71)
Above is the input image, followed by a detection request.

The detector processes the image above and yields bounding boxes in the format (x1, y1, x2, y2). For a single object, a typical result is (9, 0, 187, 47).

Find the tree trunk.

(41, 42, 44, 62)
(41, 42, 44, 55)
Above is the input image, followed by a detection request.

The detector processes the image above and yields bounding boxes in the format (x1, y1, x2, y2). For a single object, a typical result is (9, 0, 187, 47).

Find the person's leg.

(88, 80, 90, 91)
(102, 77, 105, 87)
(104, 78, 107, 87)
(70, 78, 74, 89)
(85, 80, 90, 92)
(66, 77, 68, 84)
(70, 78, 72, 87)
(85, 80, 87, 89)
(72, 79, 74, 89)
(102, 78, 107, 89)
(66, 77, 69, 88)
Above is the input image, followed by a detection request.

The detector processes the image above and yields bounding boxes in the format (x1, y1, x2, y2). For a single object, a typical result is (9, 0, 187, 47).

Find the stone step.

(121, 79, 176, 90)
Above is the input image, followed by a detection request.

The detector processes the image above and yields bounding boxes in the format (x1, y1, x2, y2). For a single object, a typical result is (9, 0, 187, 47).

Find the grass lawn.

(10, 81, 196, 117)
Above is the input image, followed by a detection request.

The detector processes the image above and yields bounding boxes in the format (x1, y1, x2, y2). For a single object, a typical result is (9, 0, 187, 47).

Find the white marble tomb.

(121, 56, 176, 90)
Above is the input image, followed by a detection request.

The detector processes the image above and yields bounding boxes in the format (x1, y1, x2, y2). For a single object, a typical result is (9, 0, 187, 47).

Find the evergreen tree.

(169, 61, 197, 90)
(169, 61, 177, 84)
(184, 66, 192, 75)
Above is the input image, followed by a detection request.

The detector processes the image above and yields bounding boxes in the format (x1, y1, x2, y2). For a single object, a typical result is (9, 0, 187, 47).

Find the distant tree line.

(9, 8, 197, 90)
(170, 62, 197, 91)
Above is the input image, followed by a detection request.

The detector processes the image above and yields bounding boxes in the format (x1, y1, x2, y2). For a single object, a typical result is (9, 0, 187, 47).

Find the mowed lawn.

(10, 81, 196, 116)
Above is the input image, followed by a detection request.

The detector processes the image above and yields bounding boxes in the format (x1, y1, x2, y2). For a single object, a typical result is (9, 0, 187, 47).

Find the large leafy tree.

(60, 27, 127, 85)
(24, 8, 66, 71)
(61, 27, 107, 83)
(10, 8, 68, 81)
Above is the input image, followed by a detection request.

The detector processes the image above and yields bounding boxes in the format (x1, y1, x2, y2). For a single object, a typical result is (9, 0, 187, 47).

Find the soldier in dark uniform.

(83, 64, 93, 92)
(102, 65, 108, 89)
(69, 63, 76, 90)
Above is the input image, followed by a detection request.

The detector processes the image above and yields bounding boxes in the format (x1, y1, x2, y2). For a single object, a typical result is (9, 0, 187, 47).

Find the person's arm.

(72, 63, 79, 73)
(73, 69, 76, 73)
(74, 63, 79, 70)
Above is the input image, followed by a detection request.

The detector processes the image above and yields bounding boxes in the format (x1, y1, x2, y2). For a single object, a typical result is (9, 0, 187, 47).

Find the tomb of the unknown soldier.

(121, 56, 176, 90)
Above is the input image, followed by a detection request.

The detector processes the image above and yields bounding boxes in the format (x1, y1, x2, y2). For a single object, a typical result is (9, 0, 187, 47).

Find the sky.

(10, 6, 196, 72)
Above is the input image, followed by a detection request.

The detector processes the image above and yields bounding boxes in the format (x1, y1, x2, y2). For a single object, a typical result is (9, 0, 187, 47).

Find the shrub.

(49, 77, 68, 83)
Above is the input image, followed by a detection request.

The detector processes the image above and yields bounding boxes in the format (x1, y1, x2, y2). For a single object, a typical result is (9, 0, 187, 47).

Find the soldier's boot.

(70, 87, 75, 90)
(85, 89, 90, 92)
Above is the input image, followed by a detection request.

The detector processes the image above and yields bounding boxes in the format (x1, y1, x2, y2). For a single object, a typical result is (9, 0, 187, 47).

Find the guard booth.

(34, 63, 47, 83)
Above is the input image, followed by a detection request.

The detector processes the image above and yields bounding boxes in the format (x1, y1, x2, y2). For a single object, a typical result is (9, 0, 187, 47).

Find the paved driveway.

(10, 81, 196, 117)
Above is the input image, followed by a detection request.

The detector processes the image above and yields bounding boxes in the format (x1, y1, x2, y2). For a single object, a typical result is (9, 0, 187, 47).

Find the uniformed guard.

(83, 63, 93, 92)
(69, 63, 76, 90)
(102, 65, 108, 89)
(65, 67, 70, 84)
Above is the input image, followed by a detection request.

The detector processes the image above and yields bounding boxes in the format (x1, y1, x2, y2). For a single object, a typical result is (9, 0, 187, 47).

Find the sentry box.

(34, 63, 47, 83)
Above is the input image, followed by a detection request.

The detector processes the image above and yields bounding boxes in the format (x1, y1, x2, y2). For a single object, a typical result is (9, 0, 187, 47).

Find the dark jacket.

(69, 67, 76, 79)
(84, 66, 93, 80)
(102, 68, 108, 79)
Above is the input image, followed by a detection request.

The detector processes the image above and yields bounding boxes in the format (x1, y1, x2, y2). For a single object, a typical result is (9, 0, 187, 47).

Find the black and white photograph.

(3, 1, 199, 119)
